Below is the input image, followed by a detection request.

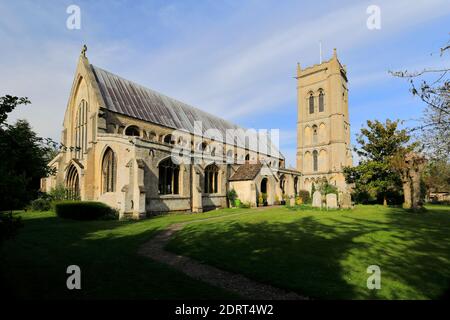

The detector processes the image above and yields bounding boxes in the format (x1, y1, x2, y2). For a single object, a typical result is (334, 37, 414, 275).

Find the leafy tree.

(0, 95, 56, 211)
(344, 119, 415, 205)
(422, 159, 450, 198)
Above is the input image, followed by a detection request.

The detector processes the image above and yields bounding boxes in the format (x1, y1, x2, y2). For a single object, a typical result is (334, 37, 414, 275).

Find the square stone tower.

(296, 49, 352, 192)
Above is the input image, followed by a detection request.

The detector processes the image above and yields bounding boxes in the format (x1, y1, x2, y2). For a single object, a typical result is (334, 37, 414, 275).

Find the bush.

(297, 190, 311, 204)
(54, 201, 117, 220)
(227, 189, 238, 207)
(239, 201, 251, 208)
(49, 184, 77, 201)
(28, 197, 52, 211)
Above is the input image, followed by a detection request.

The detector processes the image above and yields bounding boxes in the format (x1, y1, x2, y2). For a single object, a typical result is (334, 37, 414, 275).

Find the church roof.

(229, 163, 263, 181)
(91, 64, 282, 158)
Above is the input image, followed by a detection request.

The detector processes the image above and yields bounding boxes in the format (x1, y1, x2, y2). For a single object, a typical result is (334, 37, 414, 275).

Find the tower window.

(312, 125, 318, 144)
(313, 150, 318, 172)
(319, 90, 324, 112)
(309, 94, 314, 114)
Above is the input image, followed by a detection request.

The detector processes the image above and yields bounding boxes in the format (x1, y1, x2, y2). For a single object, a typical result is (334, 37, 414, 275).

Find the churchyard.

(1, 204, 449, 299)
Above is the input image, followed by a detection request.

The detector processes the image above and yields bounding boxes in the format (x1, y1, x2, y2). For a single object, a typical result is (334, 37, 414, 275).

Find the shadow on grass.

(167, 206, 450, 299)
(0, 213, 237, 299)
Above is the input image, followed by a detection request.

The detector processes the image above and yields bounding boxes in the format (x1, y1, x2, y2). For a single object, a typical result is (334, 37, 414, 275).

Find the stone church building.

(41, 47, 351, 218)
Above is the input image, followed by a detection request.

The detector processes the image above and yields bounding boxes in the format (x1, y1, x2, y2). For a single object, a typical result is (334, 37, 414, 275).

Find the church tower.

(296, 49, 352, 192)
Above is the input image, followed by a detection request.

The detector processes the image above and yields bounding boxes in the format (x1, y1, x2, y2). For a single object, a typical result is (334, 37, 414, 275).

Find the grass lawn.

(2, 205, 449, 299)
(166, 205, 450, 300)
(0, 208, 247, 299)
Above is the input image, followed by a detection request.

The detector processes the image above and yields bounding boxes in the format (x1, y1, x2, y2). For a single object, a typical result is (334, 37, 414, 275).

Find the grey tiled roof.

(229, 163, 263, 181)
(91, 64, 282, 158)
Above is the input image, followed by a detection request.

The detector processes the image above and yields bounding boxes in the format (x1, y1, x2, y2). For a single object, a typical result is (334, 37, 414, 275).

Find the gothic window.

(309, 93, 314, 114)
(312, 125, 318, 144)
(125, 125, 140, 137)
(102, 147, 116, 193)
(204, 164, 219, 194)
(280, 175, 286, 194)
(66, 164, 80, 200)
(313, 150, 318, 172)
(319, 90, 324, 112)
(226, 150, 234, 162)
(294, 177, 298, 195)
(158, 158, 180, 195)
(75, 100, 88, 159)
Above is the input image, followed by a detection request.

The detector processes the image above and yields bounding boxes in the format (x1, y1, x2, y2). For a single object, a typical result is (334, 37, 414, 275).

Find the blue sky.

(1, 0, 449, 167)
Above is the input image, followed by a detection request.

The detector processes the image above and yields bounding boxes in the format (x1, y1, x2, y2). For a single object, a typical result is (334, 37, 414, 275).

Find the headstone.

(326, 193, 338, 209)
(340, 192, 352, 209)
(312, 191, 322, 208)
(289, 197, 296, 207)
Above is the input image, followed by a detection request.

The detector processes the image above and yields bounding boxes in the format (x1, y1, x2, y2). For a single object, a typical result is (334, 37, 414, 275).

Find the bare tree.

(390, 38, 449, 161)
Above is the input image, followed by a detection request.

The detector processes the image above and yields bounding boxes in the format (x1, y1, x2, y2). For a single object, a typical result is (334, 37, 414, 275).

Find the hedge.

(54, 201, 116, 220)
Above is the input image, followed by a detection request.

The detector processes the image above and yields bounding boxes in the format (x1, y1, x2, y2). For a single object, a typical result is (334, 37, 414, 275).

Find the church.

(41, 46, 352, 218)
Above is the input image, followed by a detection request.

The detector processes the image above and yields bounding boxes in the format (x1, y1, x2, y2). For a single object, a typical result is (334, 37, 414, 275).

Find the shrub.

(54, 201, 117, 220)
(239, 201, 251, 208)
(227, 189, 238, 207)
(298, 190, 311, 204)
(48, 184, 76, 201)
(28, 197, 52, 211)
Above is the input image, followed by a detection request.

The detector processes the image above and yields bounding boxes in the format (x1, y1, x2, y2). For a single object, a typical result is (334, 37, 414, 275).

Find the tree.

(422, 159, 450, 199)
(391, 152, 427, 211)
(0, 95, 56, 211)
(344, 119, 416, 205)
(390, 38, 449, 161)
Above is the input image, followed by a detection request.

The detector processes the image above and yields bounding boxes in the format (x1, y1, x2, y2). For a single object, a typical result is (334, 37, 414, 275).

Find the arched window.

(319, 90, 325, 112)
(226, 150, 234, 162)
(66, 164, 80, 200)
(280, 175, 286, 194)
(312, 125, 318, 144)
(102, 148, 116, 193)
(125, 125, 140, 137)
(294, 177, 298, 195)
(261, 178, 268, 194)
(309, 93, 314, 114)
(204, 164, 219, 194)
(158, 158, 179, 195)
(313, 150, 318, 172)
(75, 100, 88, 159)
(245, 153, 250, 161)
(163, 134, 175, 144)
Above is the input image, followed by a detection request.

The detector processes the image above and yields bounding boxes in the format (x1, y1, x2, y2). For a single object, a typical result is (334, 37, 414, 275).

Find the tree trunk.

(410, 168, 422, 211)
(383, 195, 387, 206)
(402, 178, 412, 209)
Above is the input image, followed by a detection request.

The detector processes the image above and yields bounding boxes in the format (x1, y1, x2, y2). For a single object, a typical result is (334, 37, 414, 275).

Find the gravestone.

(289, 197, 296, 207)
(312, 191, 322, 208)
(340, 192, 352, 209)
(326, 193, 338, 209)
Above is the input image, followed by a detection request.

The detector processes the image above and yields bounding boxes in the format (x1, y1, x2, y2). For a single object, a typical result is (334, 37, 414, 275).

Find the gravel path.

(138, 210, 307, 300)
